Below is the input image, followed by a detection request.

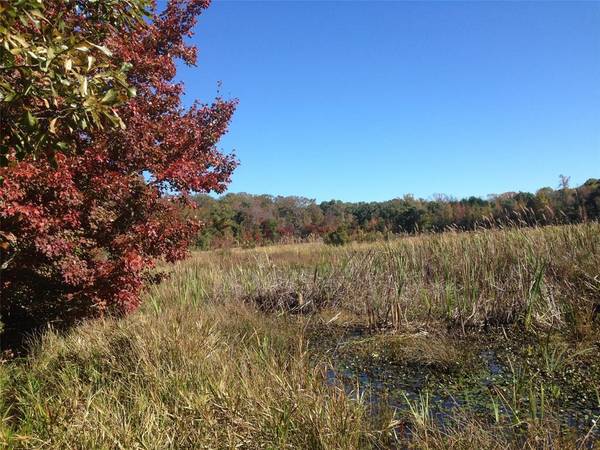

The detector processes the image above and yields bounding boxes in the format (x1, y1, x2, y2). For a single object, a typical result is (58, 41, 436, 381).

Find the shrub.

(0, 0, 237, 349)
(324, 228, 350, 246)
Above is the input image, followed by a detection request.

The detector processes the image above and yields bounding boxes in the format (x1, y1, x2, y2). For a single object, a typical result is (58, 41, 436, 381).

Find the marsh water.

(310, 324, 600, 441)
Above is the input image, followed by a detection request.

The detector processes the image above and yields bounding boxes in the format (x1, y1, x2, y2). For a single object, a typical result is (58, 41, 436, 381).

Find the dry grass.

(1, 223, 598, 448)
(154, 223, 600, 334)
(0, 302, 376, 449)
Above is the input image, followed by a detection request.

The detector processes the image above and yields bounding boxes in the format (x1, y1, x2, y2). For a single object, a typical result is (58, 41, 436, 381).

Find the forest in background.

(192, 177, 600, 248)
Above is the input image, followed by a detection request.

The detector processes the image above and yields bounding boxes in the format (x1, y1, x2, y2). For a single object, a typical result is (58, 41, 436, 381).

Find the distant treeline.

(191, 178, 600, 248)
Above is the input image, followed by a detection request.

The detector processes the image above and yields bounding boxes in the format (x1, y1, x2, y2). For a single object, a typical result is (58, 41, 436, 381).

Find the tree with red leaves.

(0, 0, 237, 346)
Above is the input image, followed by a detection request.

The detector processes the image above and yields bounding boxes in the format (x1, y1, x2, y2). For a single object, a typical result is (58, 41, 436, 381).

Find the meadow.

(1, 223, 599, 449)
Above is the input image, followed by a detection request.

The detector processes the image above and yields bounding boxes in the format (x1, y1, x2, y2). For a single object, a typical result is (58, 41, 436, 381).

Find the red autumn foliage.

(0, 0, 237, 341)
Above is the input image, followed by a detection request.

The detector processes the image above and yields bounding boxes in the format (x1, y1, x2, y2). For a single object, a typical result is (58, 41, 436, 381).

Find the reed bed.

(151, 223, 599, 334)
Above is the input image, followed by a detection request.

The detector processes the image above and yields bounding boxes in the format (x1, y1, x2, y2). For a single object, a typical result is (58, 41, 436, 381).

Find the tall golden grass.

(152, 223, 599, 334)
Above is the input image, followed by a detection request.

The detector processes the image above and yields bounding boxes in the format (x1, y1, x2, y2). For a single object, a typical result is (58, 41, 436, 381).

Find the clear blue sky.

(174, 0, 600, 202)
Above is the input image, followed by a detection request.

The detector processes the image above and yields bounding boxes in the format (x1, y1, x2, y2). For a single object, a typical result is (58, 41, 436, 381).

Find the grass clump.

(0, 304, 376, 449)
(334, 331, 464, 372)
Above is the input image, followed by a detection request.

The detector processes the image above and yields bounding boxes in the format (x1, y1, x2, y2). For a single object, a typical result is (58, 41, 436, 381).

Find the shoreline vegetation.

(2, 223, 599, 448)
(191, 178, 600, 250)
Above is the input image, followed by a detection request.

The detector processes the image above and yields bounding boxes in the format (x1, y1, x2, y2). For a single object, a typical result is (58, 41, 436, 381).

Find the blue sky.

(175, 0, 600, 202)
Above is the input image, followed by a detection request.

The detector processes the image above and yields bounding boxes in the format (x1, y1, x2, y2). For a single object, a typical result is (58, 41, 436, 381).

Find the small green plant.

(402, 391, 432, 430)
(324, 227, 350, 246)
